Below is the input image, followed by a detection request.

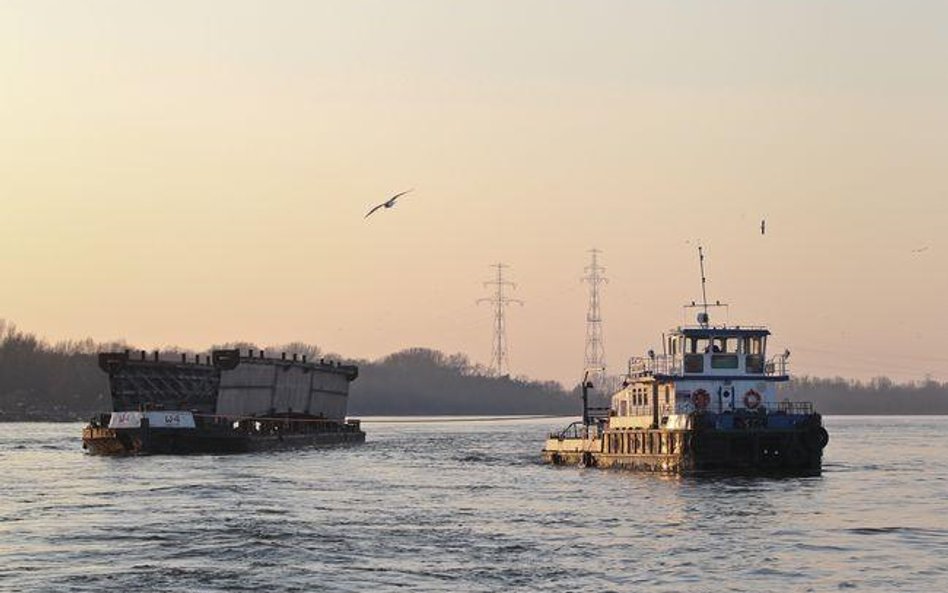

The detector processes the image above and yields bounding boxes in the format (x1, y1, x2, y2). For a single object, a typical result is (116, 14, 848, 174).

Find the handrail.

(626, 352, 791, 378)
(775, 400, 813, 415)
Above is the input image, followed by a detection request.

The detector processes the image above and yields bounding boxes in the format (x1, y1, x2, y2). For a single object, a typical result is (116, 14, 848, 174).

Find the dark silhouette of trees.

(0, 321, 111, 420)
(0, 319, 946, 420)
(782, 376, 948, 415)
(347, 348, 576, 415)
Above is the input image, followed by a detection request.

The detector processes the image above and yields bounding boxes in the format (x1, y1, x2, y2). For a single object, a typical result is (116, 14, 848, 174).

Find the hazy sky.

(1, 1, 946, 384)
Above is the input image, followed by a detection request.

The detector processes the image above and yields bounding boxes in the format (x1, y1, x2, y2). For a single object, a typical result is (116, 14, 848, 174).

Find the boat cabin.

(611, 324, 792, 429)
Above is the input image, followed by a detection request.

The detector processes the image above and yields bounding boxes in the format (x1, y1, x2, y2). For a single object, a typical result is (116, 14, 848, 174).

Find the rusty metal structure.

(83, 349, 364, 455)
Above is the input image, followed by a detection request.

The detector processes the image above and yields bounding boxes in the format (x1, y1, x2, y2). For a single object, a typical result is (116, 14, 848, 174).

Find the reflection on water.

(1, 417, 947, 592)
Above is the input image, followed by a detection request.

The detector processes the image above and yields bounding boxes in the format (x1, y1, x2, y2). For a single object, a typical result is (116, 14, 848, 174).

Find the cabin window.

(742, 336, 765, 355)
(745, 355, 764, 374)
(688, 338, 710, 353)
(711, 354, 739, 369)
(684, 354, 704, 373)
(697, 337, 733, 353)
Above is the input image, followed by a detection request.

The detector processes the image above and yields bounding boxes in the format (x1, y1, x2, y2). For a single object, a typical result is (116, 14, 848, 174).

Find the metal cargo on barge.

(542, 249, 829, 475)
(82, 349, 364, 455)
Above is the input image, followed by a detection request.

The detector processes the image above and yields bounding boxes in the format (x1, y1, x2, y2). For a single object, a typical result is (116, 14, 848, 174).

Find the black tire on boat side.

(805, 427, 829, 450)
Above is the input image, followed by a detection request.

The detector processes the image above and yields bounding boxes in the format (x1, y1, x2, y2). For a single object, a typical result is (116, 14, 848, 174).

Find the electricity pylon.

(477, 263, 523, 376)
(582, 249, 607, 386)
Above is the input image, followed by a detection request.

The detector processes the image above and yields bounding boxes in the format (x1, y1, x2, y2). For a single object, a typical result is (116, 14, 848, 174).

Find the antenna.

(698, 246, 709, 326)
(581, 248, 608, 383)
(686, 246, 728, 327)
(477, 263, 523, 376)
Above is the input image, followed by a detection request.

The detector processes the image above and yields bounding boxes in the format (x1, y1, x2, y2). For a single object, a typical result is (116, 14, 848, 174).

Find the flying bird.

(365, 189, 413, 219)
(760, 219, 766, 235)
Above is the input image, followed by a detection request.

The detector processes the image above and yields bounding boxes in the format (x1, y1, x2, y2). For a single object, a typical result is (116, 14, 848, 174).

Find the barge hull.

(82, 425, 365, 456)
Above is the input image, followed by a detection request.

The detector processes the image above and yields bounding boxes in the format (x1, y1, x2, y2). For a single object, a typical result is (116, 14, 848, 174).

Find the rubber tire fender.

(805, 427, 829, 450)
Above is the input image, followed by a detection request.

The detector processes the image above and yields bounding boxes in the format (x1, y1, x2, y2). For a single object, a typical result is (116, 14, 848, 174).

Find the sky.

(1, 1, 946, 385)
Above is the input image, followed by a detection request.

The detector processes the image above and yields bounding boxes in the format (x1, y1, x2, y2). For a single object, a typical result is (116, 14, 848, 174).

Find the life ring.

(692, 389, 711, 410)
(743, 389, 762, 409)
(805, 426, 829, 450)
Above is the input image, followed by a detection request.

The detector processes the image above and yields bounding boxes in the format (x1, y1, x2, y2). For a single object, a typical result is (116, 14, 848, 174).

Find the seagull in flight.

(365, 189, 413, 219)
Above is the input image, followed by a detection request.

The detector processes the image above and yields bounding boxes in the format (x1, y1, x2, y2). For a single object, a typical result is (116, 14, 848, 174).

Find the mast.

(698, 246, 710, 327)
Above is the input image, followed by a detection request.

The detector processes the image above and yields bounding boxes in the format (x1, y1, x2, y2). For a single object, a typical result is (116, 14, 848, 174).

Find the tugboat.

(543, 248, 829, 475)
(83, 348, 365, 455)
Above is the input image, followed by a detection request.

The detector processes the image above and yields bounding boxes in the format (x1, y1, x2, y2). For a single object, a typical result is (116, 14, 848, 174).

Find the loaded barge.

(543, 250, 828, 475)
(83, 349, 364, 455)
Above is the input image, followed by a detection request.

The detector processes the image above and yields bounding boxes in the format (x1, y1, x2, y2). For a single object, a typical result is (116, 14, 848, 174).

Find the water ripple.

(1, 417, 947, 592)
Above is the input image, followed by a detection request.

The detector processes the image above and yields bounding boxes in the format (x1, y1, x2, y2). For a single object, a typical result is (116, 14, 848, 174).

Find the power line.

(477, 263, 523, 376)
(582, 248, 608, 382)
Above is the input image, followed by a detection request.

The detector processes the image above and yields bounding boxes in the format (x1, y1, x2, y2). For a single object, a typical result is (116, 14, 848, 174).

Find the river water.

(1, 416, 946, 592)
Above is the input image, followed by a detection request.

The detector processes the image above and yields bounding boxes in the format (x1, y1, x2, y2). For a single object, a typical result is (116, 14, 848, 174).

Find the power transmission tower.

(582, 248, 608, 385)
(477, 263, 523, 376)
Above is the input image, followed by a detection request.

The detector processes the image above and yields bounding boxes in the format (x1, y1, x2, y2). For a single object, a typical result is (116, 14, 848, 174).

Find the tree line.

(0, 320, 945, 420)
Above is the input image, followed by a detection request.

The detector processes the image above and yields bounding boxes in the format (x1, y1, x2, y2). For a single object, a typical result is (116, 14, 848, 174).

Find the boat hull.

(542, 422, 827, 476)
(82, 423, 365, 456)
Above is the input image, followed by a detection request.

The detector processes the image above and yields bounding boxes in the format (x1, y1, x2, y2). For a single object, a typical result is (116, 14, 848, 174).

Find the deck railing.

(626, 353, 791, 378)
(549, 421, 596, 440)
(660, 402, 696, 416)
(775, 400, 813, 415)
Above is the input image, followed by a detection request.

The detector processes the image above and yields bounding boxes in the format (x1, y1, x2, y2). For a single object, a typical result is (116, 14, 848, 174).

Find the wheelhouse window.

(741, 335, 766, 374)
(684, 354, 704, 373)
(742, 336, 766, 355)
(686, 337, 711, 353)
(745, 355, 764, 374)
(711, 354, 739, 369)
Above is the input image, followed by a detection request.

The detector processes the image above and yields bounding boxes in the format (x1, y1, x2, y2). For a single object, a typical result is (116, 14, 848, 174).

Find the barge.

(543, 250, 828, 475)
(83, 349, 364, 455)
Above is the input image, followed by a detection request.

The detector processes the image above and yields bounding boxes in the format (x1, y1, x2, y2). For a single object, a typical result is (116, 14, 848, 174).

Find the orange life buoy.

(743, 389, 762, 409)
(692, 389, 711, 409)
